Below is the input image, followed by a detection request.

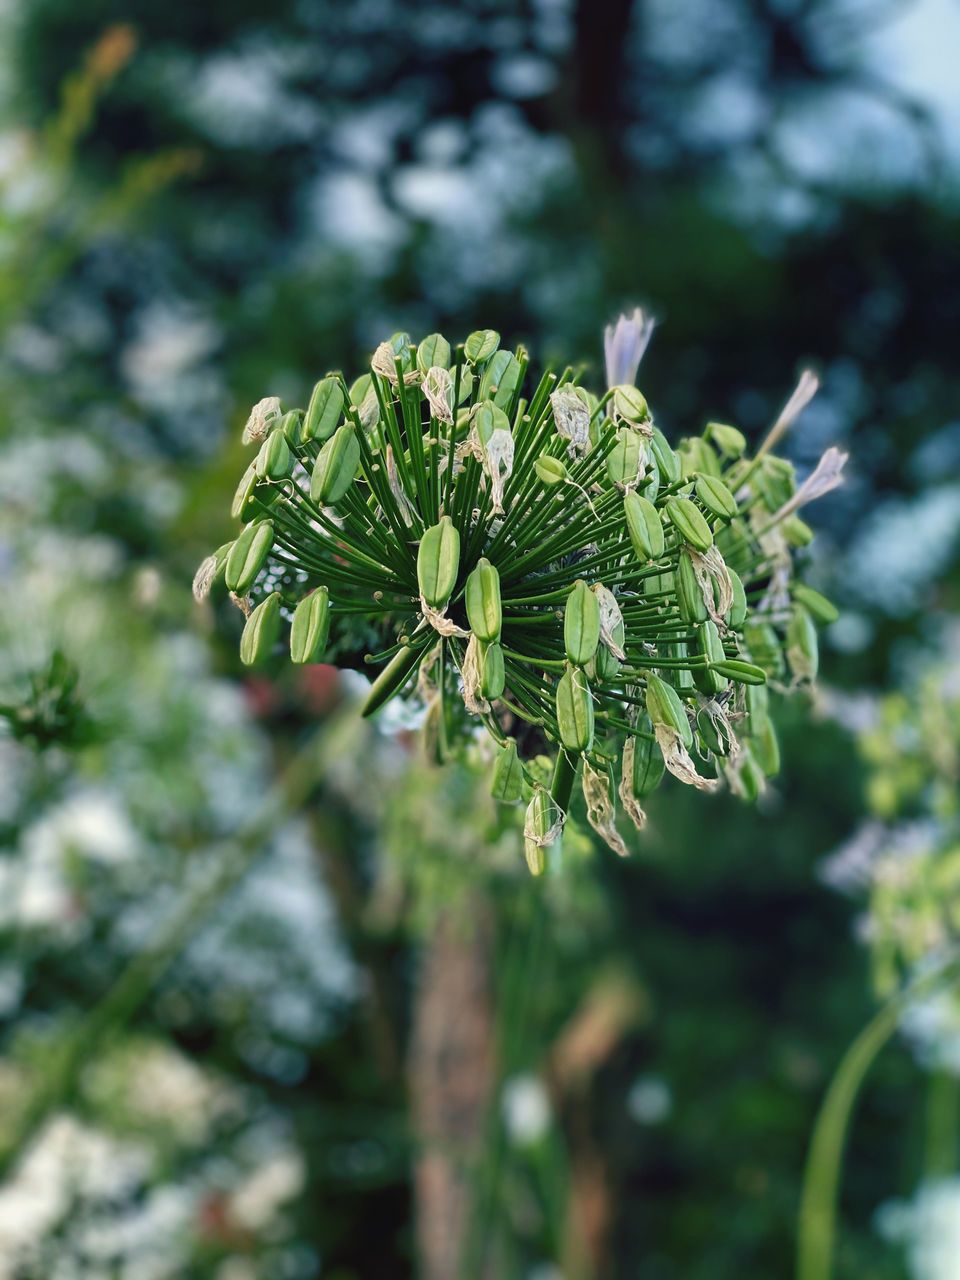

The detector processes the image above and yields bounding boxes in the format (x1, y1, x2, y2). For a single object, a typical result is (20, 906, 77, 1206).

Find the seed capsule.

(311, 424, 361, 505)
(631, 716, 666, 795)
(465, 558, 502, 643)
(786, 605, 819, 681)
(464, 329, 500, 364)
(696, 707, 735, 757)
(535, 454, 566, 486)
(709, 658, 768, 686)
(281, 409, 303, 446)
(524, 790, 559, 876)
(792, 584, 839, 625)
(225, 520, 274, 595)
(623, 491, 664, 562)
(491, 738, 524, 804)
(422, 695, 448, 765)
(606, 426, 644, 489)
(743, 621, 785, 679)
(753, 714, 781, 777)
(744, 681, 769, 736)
(650, 427, 681, 485)
(417, 515, 460, 610)
(612, 384, 649, 422)
(736, 746, 765, 804)
(302, 377, 344, 442)
(564, 579, 600, 666)
(676, 550, 708, 624)
(665, 497, 714, 552)
(290, 587, 330, 664)
(693, 620, 727, 695)
(362, 644, 423, 717)
(756, 455, 795, 511)
(705, 421, 747, 458)
(479, 349, 521, 409)
(695, 473, 738, 519)
(728, 568, 748, 628)
(231, 461, 259, 521)
(416, 333, 451, 375)
(239, 591, 282, 666)
(645, 672, 692, 748)
(679, 437, 722, 480)
(255, 430, 292, 480)
(480, 641, 505, 700)
(556, 666, 595, 752)
(782, 515, 814, 547)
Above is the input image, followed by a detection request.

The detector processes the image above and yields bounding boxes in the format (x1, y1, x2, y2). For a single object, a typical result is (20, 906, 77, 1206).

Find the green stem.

(797, 953, 960, 1280)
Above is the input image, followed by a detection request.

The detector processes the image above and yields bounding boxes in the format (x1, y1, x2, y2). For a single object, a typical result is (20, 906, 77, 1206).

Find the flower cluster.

(198, 316, 844, 870)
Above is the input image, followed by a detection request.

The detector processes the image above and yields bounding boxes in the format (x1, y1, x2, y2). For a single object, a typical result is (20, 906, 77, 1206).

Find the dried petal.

(653, 722, 720, 792)
(582, 760, 629, 856)
(242, 395, 282, 445)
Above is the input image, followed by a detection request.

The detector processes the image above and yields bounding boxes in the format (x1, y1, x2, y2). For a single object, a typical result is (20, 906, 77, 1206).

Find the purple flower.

(604, 307, 656, 389)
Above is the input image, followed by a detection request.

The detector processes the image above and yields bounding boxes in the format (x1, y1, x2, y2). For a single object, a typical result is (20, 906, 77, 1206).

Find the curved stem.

(797, 952, 960, 1280)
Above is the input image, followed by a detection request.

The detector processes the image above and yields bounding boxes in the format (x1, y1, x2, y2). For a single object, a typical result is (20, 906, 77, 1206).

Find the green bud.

(792, 584, 839, 625)
(693, 620, 727, 695)
(311, 424, 361, 505)
(564, 579, 601, 666)
(491, 738, 524, 804)
(240, 592, 282, 666)
(255, 430, 292, 480)
(705, 421, 747, 457)
(623, 491, 664, 561)
(480, 640, 505, 700)
(676, 550, 708, 624)
(695, 473, 738, 520)
(556, 665, 595, 753)
(290, 587, 330, 664)
(645, 672, 693, 748)
(465, 558, 502, 643)
(361, 644, 423, 717)
(535, 454, 566, 486)
(665, 497, 714, 552)
(303, 378, 344, 443)
(417, 516, 460, 610)
(416, 333, 451, 375)
(464, 329, 500, 364)
(225, 520, 274, 595)
(606, 425, 644, 489)
(612, 384, 649, 422)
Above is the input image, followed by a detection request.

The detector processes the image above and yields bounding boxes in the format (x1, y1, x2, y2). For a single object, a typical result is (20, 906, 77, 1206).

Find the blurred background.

(0, 0, 959, 1277)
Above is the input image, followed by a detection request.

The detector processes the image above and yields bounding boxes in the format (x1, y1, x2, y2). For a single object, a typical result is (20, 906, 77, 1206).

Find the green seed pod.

(743, 621, 785, 679)
(474, 400, 511, 446)
(606, 426, 644, 489)
(644, 568, 674, 602)
(225, 520, 274, 595)
(756, 455, 795, 511)
(709, 658, 768, 686)
(786, 605, 819, 682)
(281, 409, 303, 446)
(641, 458, 660, 502)
(416, 333, 451, 375)
(728, 568, 748, 628)
(239, 591, 282, 666)
(524, 790, 559, 876)
(744, 681, 769, 737)
(556, 666, 595, 753)
(255, 430, 292, 480)
(650, 427, 681, 485)
(792, 584, 839, 625)
(231, 461, 258, 521)
(479, 349, 522, 409)
(631, 716, 666, 795)
(417, 516, 460, 610)
(302, 377, 344, 442)
(623, 491, 664, 562)
(695, 473, 738, 519)
(535, 454, 566, 486)
(362, 644, 423, 717)
(676, 550, 708, 624)
(679, 437, 722, 480)
(665, 497, 714, 552)
(753, 714, 781, 777)
(464, 328, 500, 364)
(290, 587, 330, 664)
(564, 579, 601, 666)
(645, 672, 692, 748)
(705, 421, 747, 458)
(422, 694, 448, 765)
(465, 558, 502, 643)
(593, 583, 625, 681)
(693, 620, 727, 695)
(311, 424, 361, 505)
(782, 515, 814, 547)
(480, 640, 505, 700)
(736, 746, 765, 804)
(696, 707, 735, 757)
(491, 738, 524, 804)
(716, 517, 753, 564)
(612, 384, 649, 422)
